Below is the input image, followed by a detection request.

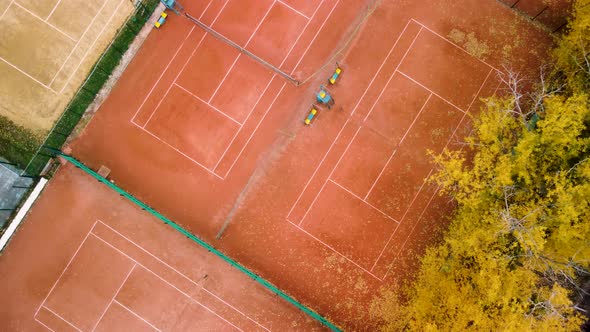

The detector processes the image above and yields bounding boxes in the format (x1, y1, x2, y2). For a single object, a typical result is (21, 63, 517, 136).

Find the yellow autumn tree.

(373, 1, 590, 330)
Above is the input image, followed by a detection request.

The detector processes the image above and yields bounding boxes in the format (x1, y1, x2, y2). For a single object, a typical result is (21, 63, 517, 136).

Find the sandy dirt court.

(0, 0, 134, 133)
(1, 0, 560, 330)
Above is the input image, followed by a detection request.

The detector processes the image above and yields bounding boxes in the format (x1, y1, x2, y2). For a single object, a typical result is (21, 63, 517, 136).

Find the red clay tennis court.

(0, 0, 556, 330)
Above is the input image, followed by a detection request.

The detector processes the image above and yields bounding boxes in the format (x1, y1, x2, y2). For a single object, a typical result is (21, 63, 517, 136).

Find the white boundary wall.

(0, 178, 48, 252)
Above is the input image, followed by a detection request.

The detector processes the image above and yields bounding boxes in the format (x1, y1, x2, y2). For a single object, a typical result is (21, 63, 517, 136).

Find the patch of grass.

(20, 0, 159, 176)
(0, 115, 42, 169)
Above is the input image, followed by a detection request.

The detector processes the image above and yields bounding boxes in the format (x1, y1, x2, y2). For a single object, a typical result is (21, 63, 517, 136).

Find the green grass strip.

(23, 1, 159, 176)
(57, 151, 341, 332)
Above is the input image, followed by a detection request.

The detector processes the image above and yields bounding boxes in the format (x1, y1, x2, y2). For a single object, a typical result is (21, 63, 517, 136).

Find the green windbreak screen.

(57, 152, 340, 331)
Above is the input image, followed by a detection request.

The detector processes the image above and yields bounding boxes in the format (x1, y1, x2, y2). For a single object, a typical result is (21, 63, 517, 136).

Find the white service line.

(91, 234, 244, 332)
(96, 220, 271, 331)
(49, 0, 112, 87)
(45, 0, 63, 21)
(91, 264, 137, 332)
(113, 300, 162, 331)
(364, 93, 432, 200)
(329, 179, 400, 223)
(298, 125, 362, 227)
(290, 0, 341, 74)
(34, 221, 99, 320)
(58, 0, 125, 93)
(12, 1, 76, 41)
(286, 220, 383, 281)
(0, 56, 57, 93)
(286, 20, 415, 221)
(42, 306, 82, 332)
(277, 0, 310, 20)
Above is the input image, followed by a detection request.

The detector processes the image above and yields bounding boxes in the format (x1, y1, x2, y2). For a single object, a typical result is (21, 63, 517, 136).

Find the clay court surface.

(0, 0, 133, 132)
(0, 0, 555, 330)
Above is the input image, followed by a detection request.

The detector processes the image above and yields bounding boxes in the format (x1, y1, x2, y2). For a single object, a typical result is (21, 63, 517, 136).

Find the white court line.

(142, 0, 231, 128)
(131, 121, 224, 180)
(209, 53, 242, 103)
(286, 219, 383, 281)
(34, 317, 56, 332)
(285, 19, 414, 221)
(364, 93, 432, 200)
(34, 221, 99, 320)
(208, 0, 275, 104)
(279, 0, 325, 68)
(223, 81, 287, 178)
(45, 0, 63, 21)
(96, 220, 271, 331)
(212, 75, 277, 172)
(298, 125, 362, 227)
(131, 26, 196, 122)
(91, 264, 137, 332)
(48, 0, 112, 87)
(277, 0, 310, 20)
(173, 83, 242, 125)
(58, 0, 125, 93)
(0, 56, 57, 93)
(381, 189, 438, 280)
(131, 0, 220, 117)
(362, 27, 423, 122)
(113, 300, 161, 331)
(42, 305, 82, 332)
(213, 0, 330, 174)
(12, 2, 76, 41)
(396, 70, 467, 114)
(368, 169, 433, 272)
(290, 0, 341, 74)
(0, 0, 14, 21)
(410, 18, 502, 73)
(374, 68, 494, 276)
(90, 234, 244, 332)
(329, 179, 400, 224)
(142, 29, 209, 128)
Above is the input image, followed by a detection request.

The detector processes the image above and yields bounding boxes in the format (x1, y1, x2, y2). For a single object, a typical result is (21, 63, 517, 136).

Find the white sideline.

(0, 178, 48, 252)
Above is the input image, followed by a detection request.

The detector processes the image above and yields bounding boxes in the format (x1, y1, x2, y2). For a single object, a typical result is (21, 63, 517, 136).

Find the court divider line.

(34, 317, 57, 332)
(90, 234, 245, 332)
(96, 220, 271, 331)
(173, 83, 242, 125)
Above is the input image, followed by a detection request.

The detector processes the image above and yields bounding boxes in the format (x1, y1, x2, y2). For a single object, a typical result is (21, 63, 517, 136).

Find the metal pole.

(532, 6, 548, 21)
(184, 13, 300, 86)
